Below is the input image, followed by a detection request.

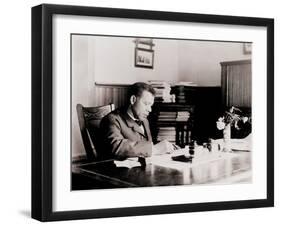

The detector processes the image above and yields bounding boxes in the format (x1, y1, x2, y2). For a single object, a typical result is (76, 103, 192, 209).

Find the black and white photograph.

(30, 3, 274, 222)
(71, 35, 253, 190)
(1, 0, 280, 225)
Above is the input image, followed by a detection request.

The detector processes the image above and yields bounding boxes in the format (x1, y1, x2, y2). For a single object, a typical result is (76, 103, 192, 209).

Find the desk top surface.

(74, 148, 251, 189)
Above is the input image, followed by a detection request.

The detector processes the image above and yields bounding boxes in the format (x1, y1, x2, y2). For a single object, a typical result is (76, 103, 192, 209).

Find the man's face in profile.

(131, 90, 154, 121)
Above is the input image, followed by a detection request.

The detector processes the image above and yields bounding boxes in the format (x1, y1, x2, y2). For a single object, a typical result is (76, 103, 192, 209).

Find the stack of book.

(172, 81, 197, 104)
(174, 81, 197, 87)
(148, 80, 172, 102)
(157, 127, 176, 143)
(176, 111, 190, 122)
(174, 85, 186, 103)
(158, 111, 177, 122)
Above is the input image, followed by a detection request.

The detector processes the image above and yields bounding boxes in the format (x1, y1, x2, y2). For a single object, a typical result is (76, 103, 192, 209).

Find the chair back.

(76, 103, 115, 161)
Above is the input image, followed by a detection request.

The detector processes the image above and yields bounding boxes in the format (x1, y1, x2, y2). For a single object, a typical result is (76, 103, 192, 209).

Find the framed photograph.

(243, 43, 253, 54)
(135, 47, 154, 68)
(32, 4, 274, 221)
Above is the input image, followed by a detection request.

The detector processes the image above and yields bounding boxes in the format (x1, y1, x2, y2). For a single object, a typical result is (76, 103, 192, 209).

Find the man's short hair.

(128, 82, 156, 98)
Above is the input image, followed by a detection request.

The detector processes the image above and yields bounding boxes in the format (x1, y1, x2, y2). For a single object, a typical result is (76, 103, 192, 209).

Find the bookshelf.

(149, 103, 194, 147)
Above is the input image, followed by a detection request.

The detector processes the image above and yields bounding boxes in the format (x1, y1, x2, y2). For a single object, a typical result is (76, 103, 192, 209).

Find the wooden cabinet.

(149, 86, 223, 145)
(149, 103, 194, 147)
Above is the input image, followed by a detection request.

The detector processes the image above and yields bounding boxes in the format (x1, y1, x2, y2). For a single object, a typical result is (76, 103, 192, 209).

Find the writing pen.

(172, 144, 181, 150)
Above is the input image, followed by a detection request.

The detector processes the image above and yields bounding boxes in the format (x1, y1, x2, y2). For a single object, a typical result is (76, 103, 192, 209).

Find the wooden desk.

(72, 149, 251, 190)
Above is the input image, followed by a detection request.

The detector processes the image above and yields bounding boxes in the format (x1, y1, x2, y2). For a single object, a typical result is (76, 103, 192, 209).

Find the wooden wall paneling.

(94, 83, 130, 108)
(221, 60, 251, 108)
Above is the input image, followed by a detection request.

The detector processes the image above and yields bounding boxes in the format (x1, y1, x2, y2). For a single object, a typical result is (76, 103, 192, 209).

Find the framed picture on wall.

(243, 43, 252, 54)
(32, 4, 274, 222)
(135, 47, 154, 68)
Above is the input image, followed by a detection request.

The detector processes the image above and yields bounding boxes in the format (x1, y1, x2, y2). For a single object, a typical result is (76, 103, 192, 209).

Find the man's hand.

(152, 140, 176, 155)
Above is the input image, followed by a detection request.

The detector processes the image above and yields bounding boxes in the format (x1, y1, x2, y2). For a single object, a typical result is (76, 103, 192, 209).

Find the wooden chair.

(76, 103, 115, 161)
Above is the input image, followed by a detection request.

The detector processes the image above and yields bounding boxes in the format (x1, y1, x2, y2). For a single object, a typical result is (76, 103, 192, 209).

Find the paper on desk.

(147, 148, 197, 170)
(146, 147, 240, 171)
(213, 137, 252, 151)
(230, 139, 251, 151)
(113, 138, 251, 170)
(114, 157, 141, 168)
(146, 153, 189, 170)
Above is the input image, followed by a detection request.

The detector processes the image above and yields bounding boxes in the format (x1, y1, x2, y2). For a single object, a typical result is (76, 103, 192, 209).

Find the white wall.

(178, 40, 250, 86)
(72, 35, 96, 107)
(72, 35, 96, 157)
(87, 36, 250, 86)
(94, 36, 180, 83)
(1, 1, 279, 226)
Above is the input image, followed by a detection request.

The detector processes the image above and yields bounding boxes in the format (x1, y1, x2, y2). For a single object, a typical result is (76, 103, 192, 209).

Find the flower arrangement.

(216, 106, 250, 131)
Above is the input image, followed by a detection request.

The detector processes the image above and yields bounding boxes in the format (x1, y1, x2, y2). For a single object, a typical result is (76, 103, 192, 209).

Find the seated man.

(99, 82, 175, 160)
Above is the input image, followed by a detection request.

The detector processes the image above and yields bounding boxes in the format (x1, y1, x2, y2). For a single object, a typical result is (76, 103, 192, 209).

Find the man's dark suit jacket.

(99, 107, 153, 160)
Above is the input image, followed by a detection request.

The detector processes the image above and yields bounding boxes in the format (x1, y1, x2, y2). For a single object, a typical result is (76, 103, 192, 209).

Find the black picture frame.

(135, 48, 154, 69)
(32, 4, 274, 222)
(243, 43, 252, 54)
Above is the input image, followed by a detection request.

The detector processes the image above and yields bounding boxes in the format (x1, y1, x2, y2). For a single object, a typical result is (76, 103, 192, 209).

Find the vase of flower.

(223, 123, 231, 152)
(216, 106, 251, 152)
